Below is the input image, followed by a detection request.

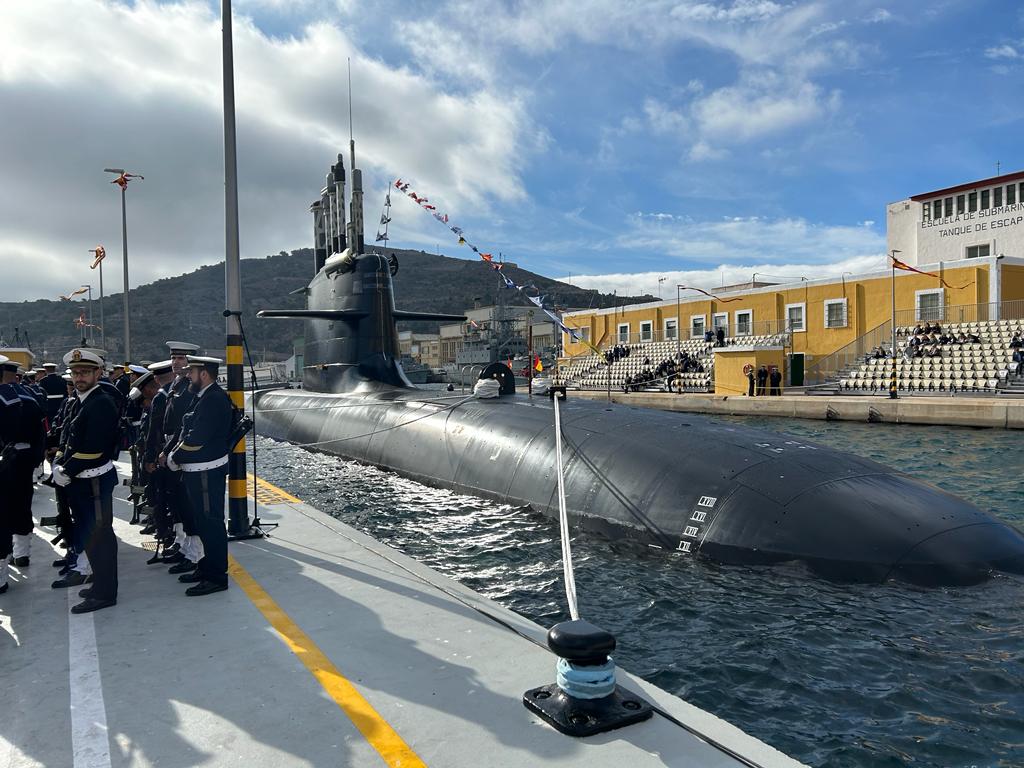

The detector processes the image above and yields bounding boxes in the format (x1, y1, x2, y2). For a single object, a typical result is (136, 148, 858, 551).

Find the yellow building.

(561, 255, 1024, 385)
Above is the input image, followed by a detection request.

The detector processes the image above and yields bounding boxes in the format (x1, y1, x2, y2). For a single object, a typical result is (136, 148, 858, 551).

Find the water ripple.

(251, 414, 1024, 768)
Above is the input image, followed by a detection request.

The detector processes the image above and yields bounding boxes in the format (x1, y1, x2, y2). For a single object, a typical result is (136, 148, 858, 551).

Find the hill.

(0, 248, 652, 362)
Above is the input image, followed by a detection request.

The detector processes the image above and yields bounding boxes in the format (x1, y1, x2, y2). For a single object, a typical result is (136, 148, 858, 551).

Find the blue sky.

(2, 0, 1023, 300)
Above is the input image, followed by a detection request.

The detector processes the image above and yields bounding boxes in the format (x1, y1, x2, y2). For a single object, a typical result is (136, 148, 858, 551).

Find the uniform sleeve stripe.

(177, 444, 202, 451)
(71, 452, 103, 460)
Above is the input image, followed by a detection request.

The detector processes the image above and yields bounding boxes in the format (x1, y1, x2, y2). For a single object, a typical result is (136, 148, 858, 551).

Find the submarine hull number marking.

(677, 495, 718, 555)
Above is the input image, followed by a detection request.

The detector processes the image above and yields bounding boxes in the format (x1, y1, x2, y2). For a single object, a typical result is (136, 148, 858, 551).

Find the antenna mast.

(346, 58, 364, 254)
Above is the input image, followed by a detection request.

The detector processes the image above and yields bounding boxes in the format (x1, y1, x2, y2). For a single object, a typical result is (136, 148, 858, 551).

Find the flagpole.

(98, 259, 105, 349)
(890, 249, 900, 400)
(222, 0, 253, 539)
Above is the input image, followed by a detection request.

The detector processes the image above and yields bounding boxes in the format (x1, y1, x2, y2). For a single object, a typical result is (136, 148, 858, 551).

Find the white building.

(888, 170, 1024, 266)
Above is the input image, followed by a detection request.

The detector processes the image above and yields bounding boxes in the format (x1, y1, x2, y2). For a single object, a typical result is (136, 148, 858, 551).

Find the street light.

(80, 285, 94, 345)
(676, 285, 684, 354)
(104, 167, 142, 362)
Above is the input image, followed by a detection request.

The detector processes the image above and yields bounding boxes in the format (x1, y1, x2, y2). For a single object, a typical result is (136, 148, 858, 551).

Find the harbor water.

(250, 414, 1024, 768)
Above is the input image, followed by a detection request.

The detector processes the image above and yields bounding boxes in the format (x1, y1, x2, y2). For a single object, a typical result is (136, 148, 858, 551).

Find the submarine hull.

(252, 386, 1024, 586)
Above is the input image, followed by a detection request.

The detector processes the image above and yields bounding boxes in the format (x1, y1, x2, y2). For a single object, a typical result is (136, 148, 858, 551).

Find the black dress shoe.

(58, 564, 72, 576)
(185, 581, 228, 596)
(161, 551, 185, 564)
(13, 557, 29, 567)
(168, 560, 197, 575)
(53, 558, 70, 568)
(140, 525, 156, 535)
(52, 573, 91, 589)
(70, 597, 116, 614)
(0, 583, 8, 595)
(178, 571, 204, 583)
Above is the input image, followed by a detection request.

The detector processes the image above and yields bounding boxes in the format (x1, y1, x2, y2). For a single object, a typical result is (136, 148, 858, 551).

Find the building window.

(1009, 185, 1017, 205)
(957, 194, 966, 214)
(943, 197, 953, 218)
(785, 302, 805, 332)
(981, 189, 990, 210)
(690, 315, 706, 339)
(994, 186, 1003, 208)
(966, 244, 990, 259)
(915, 289, 944, 322)
(664, 319, 678, 340)
(712, 312, 729, 337)
(735, 310, 753, 336)
(933, 200, 943, 220)
(579, 327, 590, 342)
(824, 298, 848, 329)
(639, 321, 653, 342)
(922, 203, 931, 223)
(617, 323, 630, 344)
(969, 191, 978, 212)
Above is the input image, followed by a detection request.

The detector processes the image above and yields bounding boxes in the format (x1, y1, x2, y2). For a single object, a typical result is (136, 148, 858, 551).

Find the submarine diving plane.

(253, 145, 1024, 587)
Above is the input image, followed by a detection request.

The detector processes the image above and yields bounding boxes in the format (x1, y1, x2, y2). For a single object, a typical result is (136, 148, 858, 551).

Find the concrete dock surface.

(0, 464, 805, 767)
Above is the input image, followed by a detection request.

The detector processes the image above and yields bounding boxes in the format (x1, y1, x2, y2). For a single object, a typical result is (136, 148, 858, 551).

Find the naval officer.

(141, 360, 175, 544)
(51, 349, 121, 613)
(159, 341, 202, 568)
(167, 356, 233, 596)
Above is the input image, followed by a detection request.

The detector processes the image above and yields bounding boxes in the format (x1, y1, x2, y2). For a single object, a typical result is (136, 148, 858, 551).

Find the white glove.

(52, 465, 72, 487)
(166, 453, 180, 472)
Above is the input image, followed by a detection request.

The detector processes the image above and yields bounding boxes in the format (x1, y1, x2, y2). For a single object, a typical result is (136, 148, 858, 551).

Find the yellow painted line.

(229, 556, 427, 768)
(226, 346, 244, 365)
(246, 473, 302, 504)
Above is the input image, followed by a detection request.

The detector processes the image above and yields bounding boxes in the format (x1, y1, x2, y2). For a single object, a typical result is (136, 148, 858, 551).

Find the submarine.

(252, 145, 1024, 587)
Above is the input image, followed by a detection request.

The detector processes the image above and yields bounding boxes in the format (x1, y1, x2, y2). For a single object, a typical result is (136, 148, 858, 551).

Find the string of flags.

(59, 287, 89, 301)
(677, 285, 743, 303)
(891, 254, 972, 290)
(391, 178, 600, 354)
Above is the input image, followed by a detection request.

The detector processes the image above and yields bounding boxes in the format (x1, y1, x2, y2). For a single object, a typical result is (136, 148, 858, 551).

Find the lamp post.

(104, 168, 141, 362)
(675, 285, 683, 355)
(81, 285, 94, 346)
(890, 249, 901, 400)
(89, 246, 107, 349)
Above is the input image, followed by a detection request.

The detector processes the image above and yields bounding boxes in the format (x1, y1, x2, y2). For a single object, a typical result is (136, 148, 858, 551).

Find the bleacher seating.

(556, 334, 789, 392)
(836, 319, 1023, 394)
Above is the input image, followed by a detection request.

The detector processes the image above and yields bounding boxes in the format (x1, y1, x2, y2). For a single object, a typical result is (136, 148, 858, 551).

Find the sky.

(1, 0, 1023, 305)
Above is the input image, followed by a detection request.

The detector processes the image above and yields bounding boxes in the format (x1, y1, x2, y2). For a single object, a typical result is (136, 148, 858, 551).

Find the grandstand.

(833, 319, 1023, 395)
(557, 334, 789, 392)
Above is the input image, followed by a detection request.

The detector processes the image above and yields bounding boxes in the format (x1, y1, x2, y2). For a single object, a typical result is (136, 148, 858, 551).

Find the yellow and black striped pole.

(223, 0, 251, 537)
(226, 333, 249, 536)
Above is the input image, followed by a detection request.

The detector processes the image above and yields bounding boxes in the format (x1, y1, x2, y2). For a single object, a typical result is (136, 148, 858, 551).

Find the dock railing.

(894, 298, 1024, 329)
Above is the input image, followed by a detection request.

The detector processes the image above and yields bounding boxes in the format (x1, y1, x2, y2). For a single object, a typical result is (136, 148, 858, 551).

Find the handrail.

(804, 319, 891, 385)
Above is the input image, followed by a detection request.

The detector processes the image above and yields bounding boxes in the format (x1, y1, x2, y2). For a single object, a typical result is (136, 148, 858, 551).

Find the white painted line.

(67, 592, 112, 768)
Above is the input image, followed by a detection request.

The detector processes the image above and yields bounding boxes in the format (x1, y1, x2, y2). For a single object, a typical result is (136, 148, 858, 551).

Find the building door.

(789, 353, 804, 386)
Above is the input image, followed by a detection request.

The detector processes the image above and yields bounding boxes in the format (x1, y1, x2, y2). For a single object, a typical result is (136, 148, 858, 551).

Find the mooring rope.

(552, 393, 579, 620)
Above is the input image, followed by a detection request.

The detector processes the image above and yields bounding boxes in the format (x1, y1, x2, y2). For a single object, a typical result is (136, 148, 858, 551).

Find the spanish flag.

(534, 355, 543, 372)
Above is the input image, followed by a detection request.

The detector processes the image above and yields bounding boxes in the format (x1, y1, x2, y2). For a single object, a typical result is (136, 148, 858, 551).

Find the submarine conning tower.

(259, 148, 465, 393)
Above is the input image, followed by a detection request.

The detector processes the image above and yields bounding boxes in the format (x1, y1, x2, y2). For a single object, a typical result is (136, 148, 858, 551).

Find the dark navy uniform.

(170, 379, 233, 588)
(162, 375, 199, 549)
(54, 362, 121, 609)
(4, 377, 46, 566)
(144, 379, 172, 540)
(38, 371, 66, 422)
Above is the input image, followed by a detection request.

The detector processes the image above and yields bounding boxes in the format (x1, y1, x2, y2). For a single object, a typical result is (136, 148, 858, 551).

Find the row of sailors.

(0, 341, 236, 614)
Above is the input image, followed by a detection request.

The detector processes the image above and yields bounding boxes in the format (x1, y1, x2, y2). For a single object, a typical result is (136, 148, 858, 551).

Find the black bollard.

(523, 619, 652, 737)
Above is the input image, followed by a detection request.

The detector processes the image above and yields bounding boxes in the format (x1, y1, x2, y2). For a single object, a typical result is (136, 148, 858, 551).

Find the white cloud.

(985, 45, 1020, 60)
(0, 0, 535, 301)
(864, 8, 892, 24)
(560, 254, 886, 299)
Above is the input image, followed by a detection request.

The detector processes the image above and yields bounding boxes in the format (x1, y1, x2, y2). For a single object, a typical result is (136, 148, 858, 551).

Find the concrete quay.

(0, 463, 805, 768)
(568, 390, 1024, 429)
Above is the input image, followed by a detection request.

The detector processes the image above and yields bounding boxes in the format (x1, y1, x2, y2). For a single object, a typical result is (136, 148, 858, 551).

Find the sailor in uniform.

(141, 360, 175, 545)
(38, 362, 68, 423)
(47, 371, 79, 574)
(50, 349, 122, 613)
(1, 356, 46, 569)
(110, 364, 131, 401)
(0, 355, 46, 589)
(167, 356, 233, 596)
(159, 341, 202, 569)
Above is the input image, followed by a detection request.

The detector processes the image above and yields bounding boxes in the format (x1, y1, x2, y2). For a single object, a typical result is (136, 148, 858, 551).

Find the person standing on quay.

(51, 349, 121, 613)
